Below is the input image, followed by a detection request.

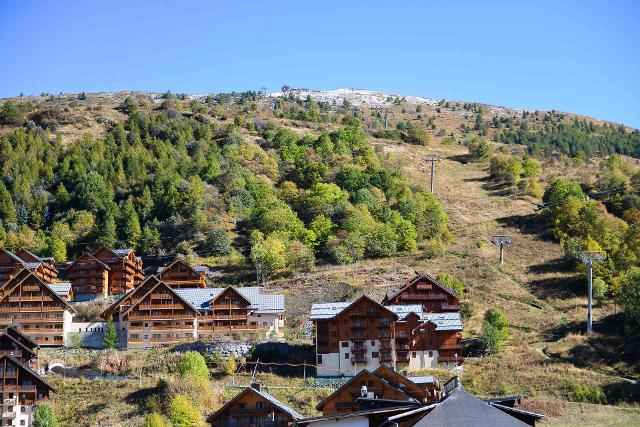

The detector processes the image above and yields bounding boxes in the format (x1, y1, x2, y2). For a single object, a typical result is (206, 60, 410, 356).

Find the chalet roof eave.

(0, 354, 55, 392)
(0, 329, 37, 356)
(384, 272, 460, 302)
(298, 405, 418, 425)
(66, 252, 111, 271)
(206, 387, 303, 423)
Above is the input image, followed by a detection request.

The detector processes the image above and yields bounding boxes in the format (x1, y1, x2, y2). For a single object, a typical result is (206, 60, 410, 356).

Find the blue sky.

(1, 1, 638, 127)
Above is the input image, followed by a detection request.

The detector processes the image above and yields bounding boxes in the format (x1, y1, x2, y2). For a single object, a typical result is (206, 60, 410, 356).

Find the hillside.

(1, 88, 639, 425)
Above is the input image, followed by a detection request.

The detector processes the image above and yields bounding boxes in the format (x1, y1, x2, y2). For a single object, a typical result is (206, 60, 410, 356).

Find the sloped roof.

(407, 375, 437, 385)
(414, 390, 530, 427)
(4, 326, 38, 349)
(112, 248, 134, 256)
(419, 312, 463, 332)
(0, 354, 55, 392)
(174, 287, 285, 314)
(298, 406, 419, 425)
(0, 329, 37, 357)
(66, 252, 110, 271)
(386, 304, 423, 319)
(384, 273, 460, 302)
(49, 282, 72, 297)
(310, 302, 351, 320)
(207, 387, 303, 422)
(1, 268, 76, 314)
(122, 278, 200, 317)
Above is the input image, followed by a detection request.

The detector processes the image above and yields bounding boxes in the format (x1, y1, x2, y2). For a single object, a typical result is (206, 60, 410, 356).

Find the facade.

(382, 273, 460, 313)
(0, 249, 57, 289)
(311, 296, 463, 377)
(102, 277, 285, 348)
(0, 327, 39, 369)
(157, 259, 208, 288)
(0, 269, 76, 346)
(66, 248, 144, 301)
(0, 354, 54, 427)
(207, 383, 303, 427)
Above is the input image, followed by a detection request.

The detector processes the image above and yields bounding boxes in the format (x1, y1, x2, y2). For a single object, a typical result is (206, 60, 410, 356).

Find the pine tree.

(0, 181, 17, 224)
(103, 320, 118, 349)
(119, 197, 141, 247)
(97, 212, 117, 248)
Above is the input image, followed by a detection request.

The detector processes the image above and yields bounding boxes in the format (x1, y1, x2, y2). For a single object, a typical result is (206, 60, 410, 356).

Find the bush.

(405, 124, 431, 145)
(223, 356, 237, 375)
(33, 403, 58, 427)
(142, 413, 170, 427)
(568, 382, 606, 404)
(103, 320, 118, 349)
(480, 308, 509, 354)
(168, 394, 204, 427)
(436, 273, 464, 297)
(69, 332, 83, 349)
(176, 351, 210, 381)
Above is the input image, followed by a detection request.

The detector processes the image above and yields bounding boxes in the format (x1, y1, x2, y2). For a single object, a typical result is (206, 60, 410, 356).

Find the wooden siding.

(383, 275, 460, 313)
(208, 388, 296, 427)
(158, 260, 206, 288)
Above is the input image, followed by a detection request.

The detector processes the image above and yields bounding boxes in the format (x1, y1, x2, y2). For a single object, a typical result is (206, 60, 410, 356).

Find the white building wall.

(316, 352, 340, 377)
(247, 313, 280, 334)
(407, 349, 439, 371)
(62, 310, 74, 346)
(317, 340, 397, 377)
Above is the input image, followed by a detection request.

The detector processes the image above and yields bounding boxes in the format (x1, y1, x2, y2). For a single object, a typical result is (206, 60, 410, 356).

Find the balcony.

(137, 304, 184, 310)
(416, 284, 432, 290)
(150, 293, 173, 300)
(9, 296, 53, 302)
(128, 314, 193, 320)
(1, 372, 17, 378)
(150, 324, 194, 331)
(0, 385, 36, 392)
(351, 356, 367, 364)
(0, 350, 22, 358)
(400, 293, 447, 301)
(2, 398, 16, 405)
(350, 332, 367, 340)
(22, 285, 41, 292)
(212, 304, 245, 310)
(438, 344, 463, 350)
(350, 320, 366, 329)
(380, 353, 393, 362)
(351, 344, 367, 352)
(0, 412, 16, 419)
(200, 314, 248, 321)
(129, 338, 143, 343)
(379, 341, 393, 350)
(379, 330, 391, 338)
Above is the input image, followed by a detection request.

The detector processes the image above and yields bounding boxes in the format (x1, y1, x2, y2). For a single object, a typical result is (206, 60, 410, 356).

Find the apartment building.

(0, 327, 39, 369)
(0, 269, 76, 347)
(102, 277, 285, 348)
(206, 382, 302, 427)
(311, 290, 463, 376)
(382, 273, 461, 312)
(0, 249, 57, 289)
(157, 259, 208, 288)
(66, 248, 144, 301)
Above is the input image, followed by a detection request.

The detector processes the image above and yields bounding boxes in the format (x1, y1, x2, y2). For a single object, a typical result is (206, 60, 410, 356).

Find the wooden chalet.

(0, 354, 54, 424)
(0, 248, 57, 289)
(93, 247, 144, 296)
(0, 269, 76, 346)
(312, 296, 398, 376)
(66, 247, 144, 301)
(0, 327, 39, 368)
(311, 295, 463, 376)
(102, 279, 285, 348)
(382, 273, 461, 313)
(315, 369, 418, 415)
(373, 366, 440, 404)
(157, 259, 208, 288)
(66, 252, 111, 301)
(206, 382, 302, 427)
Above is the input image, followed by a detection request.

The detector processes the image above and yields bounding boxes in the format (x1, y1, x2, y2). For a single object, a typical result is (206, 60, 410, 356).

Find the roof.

(419, 312, 463, 332)
(4, 326, 38, 349)
(310, 296, 399, 321)
(122, 278, 200, 318)
(406, 375, 437, 385)
(112, 248, 134, 256)
(298, 406, 417, 425)
(489, 403, 544, 423)
(207, 387, 303, 422)
(310, 302, 350, 320)
(0, 354, 55, 392)
(413, 390, 530, 427)
(384, 273, 460, 302)
(1, 268, 76, 314)
(66, 252, 110, 271)
(386, 304, 423, 319)
(315, 369, 415, 411)
(174, 286, 285, 314)
(48, 282, 72, 297)
(157, 259, 209, 275)
(0, 329, 37, 356)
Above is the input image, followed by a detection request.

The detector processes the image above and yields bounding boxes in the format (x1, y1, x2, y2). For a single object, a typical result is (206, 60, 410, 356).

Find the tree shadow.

(125, 386, 158, 407)
(496, 213, 555, 242)
(481, 180, 515, 197)
(528, 275, 584, 301)
(447, 154, 472, 164)
(528, 257, 571, 275)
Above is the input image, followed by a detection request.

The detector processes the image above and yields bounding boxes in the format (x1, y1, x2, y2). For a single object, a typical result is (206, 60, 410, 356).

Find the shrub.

(436, 273, 464, 297)
(69, 332, 83, 349)
(103, 320, 118, 349)
(568, 382, 606, 404)
(480, 308, 509, 354)
(142, 413, 170, 427)
(33, 403, 58, 427)
(223, 356, 237, 375)
(176, 351, 210, 381)
(405, 124, 431, 145)
(168, 394, 204, 427)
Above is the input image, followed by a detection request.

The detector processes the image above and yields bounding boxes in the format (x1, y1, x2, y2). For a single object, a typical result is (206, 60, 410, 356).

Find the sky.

(1, 1, 639, 127)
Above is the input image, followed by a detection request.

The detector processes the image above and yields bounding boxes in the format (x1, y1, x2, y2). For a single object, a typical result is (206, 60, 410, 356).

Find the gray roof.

(174, 287, 284, 314)
(253, 388, 303, 419)
(309, 302, 351, 320)
(49, 282, 71, 297)
(112, 248, 134, 256)
(158, 264, 208, 274)
(386, 304, 423, 319)
(406, 375, 437, 385)
(414, 390, 530, 427)
(420, 312, 463, 332)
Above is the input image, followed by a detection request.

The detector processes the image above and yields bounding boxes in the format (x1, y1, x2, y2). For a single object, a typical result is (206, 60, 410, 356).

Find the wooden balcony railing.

(9, 296, 53, 302)
(351, 344, 367, 352)
(137, 304, 184, 310)
(351, 356, 367, 364)
(128, 314, 193, 320)
(149, 324, 194, 330)
(0, 385, 36, 392)
(212, 305, 246, 310)
(22, 285, 41, 292)
(128, 338, 143, 342)
(400, 293, 447, 301)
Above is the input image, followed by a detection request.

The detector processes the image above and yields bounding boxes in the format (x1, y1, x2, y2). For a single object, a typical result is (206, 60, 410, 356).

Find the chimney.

(251, 381, 263, 392)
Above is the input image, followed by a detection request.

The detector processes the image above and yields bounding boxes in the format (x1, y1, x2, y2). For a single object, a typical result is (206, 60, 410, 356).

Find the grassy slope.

(4, 91, 638, 425)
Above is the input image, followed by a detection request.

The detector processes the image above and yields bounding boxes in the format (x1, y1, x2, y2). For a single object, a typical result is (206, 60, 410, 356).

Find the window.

(428, 351, 433, 357)
(238, 403, 246, 409)
(371, 340, 375, 346)
(372, 352, 379, 358)
(317, 355, 323, 364)
(367, 380, 374, 387)
(345, 353, 349, 359)
(341, 342, 348, 348)
(256, 402, 264, 408)
(412, 352, 417, 358)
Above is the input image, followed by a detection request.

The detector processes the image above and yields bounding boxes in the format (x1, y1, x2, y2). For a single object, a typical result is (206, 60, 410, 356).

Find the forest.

(0, 96, 449, 281)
